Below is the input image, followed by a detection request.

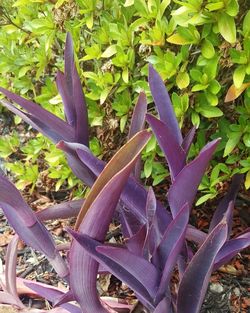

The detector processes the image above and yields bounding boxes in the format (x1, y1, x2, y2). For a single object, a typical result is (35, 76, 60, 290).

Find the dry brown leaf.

(225, 82, 250, 102)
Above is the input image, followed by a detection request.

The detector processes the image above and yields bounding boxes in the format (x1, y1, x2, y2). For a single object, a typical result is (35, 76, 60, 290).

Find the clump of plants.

(1, 1, 250, 201)
(0, 34, 249, 313)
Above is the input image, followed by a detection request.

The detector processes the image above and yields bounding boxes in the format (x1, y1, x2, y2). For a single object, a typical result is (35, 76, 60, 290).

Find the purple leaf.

(68, 231, 156, 311)
(56, 141, 96, 187)
(0, 175, 69, 279)
(36, 199, 84, 221)
(0, 90, 74, 144)
(69, 131, 151, 313)
(143, 187, 161, 257)
(209, 174, 243, 233)
(25, 282, 81, 313)
(186, 226, 207, 246)
(148, 64, 182, 145)
(5, 235, 24, 308)
(54, 290, 75, 307)
(153, 297, 173, 313)
(75, 143, 172, 234)
(214, 230, 250, 270)
(128, 92, 147, 180)
(97, 244, 159, 297)
(168, 139, 220, 218)
(181, 126, 196, 155)
(0, 291, 23, 307)
(146, 114, 186, 180)
(126, 224, 147, 256)
(153, 203, 189, 303)
(128, 92, 147, 139)
(177, 220, 228, 313)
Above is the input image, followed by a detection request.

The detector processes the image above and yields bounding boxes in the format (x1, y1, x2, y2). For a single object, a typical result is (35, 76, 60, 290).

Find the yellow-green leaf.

(245, 170, 250, 189)
(167, 33, 193, 45)
(101, 45, 117, 58)
(176, 72, 190, 89)
(217, 13, 236, 43)
(201, 39, 215, 59)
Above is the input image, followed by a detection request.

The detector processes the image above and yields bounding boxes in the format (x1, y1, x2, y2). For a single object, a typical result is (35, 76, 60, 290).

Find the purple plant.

(0, 34, 249, 313)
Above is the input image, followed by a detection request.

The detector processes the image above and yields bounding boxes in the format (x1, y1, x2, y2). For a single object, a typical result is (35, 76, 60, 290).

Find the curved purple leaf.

(181, 126, 196, 155)
(146, 114, 186, 180)
(75, 143, 172, 233)
(69, 131, 151, 313)
(143, 187, 161, 257)
(168, 139, 220, 218)
(25, 282, 81, 313)
(214, 230, 250, 270)
(36, 199, 84, 221)
(0, 175, 69, 279)
(5, 235, 24, 308)
(177, 221, 228, 313)
(126, 224, 147, 256)
(0, 90, 74, 143)
(153, 297, 173, 313)
(128, 92, 147, 180)
(148, 64, 182, 145)
(153, 203, 189, 303)
(68, 231, 156, 311)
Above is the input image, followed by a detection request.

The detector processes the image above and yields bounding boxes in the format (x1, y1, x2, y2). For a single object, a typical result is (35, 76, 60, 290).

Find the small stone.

(233, 287, 241, 296)
(210, 283, 224, 293)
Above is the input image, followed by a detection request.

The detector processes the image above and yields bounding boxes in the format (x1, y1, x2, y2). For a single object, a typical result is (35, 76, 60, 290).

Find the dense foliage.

(0, 0, 249, 201)
(0, 34, 249, 313)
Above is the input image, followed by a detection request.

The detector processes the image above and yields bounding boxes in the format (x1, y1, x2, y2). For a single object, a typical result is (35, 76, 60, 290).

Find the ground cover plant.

(0, 33, 249, 313)
(0, 0, 250, 203)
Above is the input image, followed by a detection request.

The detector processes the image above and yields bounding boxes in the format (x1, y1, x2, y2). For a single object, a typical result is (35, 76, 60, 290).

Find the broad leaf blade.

(153, 203, 189, 302)
(0, 175, 69, 279)
(214, 230, 250, 270)
(177, 221, 228, 313)
(128, 92, 147, 180)
(69, 131, 151, 313)
(68, 231, 156, 311)
(146, 114, 186, 179)
(148, 64, 182, 145)
(37, 199, 84, 221)
(168, 139, 220, 218)
(0, 89, 74, 143)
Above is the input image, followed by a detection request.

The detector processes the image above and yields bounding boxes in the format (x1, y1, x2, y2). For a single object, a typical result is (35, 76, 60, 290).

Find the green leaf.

(176, 72, 190, 89)
(223, 132, 242, 156)
(243, 133, 250, 147)
(205, 2, 224, 11)
(205, 92, 218, 106)
(243, 10, 250, 37)
(191, 111, 200, 127)
(245, 170, 250, 189)
(217, 13, 236, 43)
(196, 193, 216, 206)
(225, 0, 239, 17)
(144, 158, 153, 178)
(122, 67, 129, 83)
(101, 45, 117, 58)
(120, 115, 128, 133)
(233, 65, 246, 89)
(198, 106, 223, 118)
(192, 84, 208, 92)
(201, 39, 215, 59)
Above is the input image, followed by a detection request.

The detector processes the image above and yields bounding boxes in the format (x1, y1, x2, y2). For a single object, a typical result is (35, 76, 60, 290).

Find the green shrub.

(0, 0, 249, 201)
